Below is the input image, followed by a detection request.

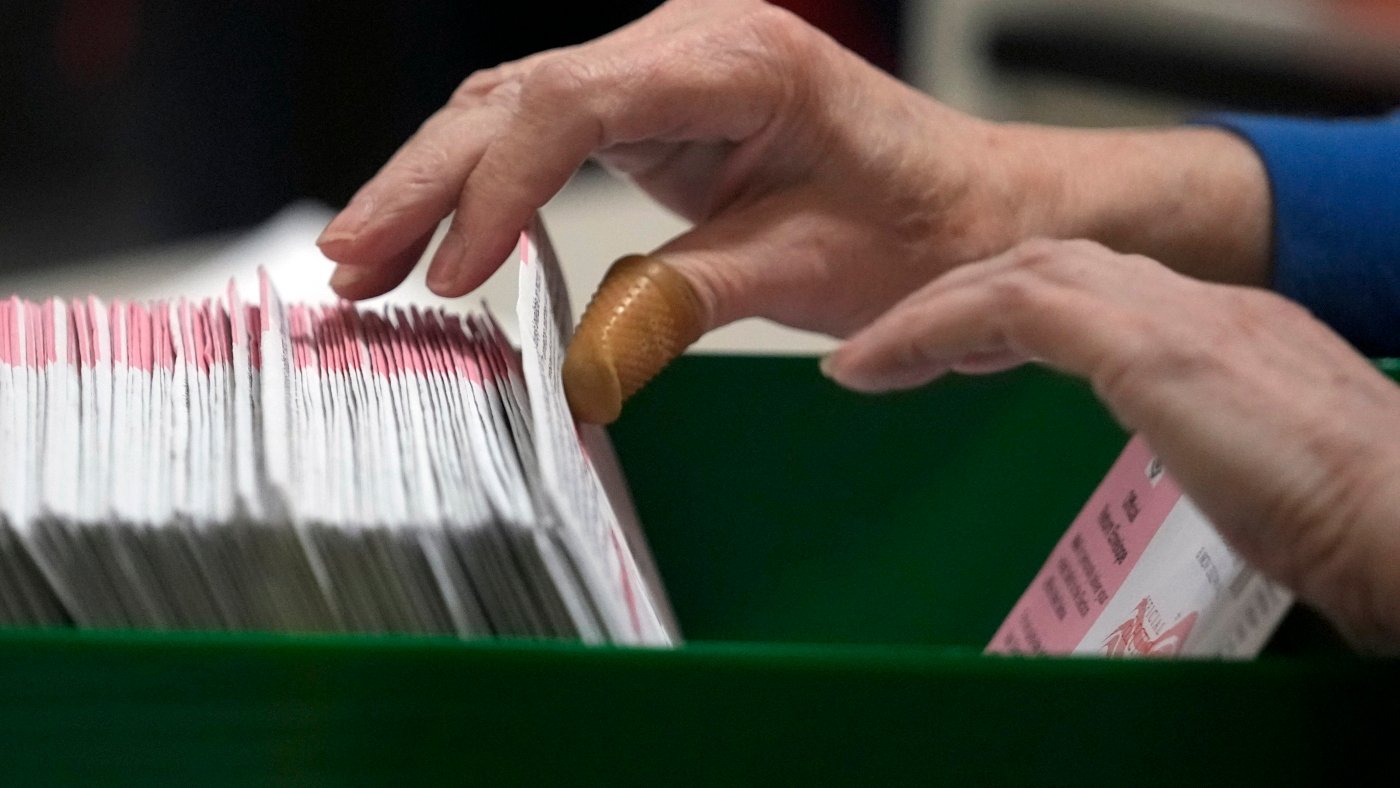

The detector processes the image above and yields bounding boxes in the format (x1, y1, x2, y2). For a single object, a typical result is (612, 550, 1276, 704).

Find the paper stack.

(0, 221, 675, 645)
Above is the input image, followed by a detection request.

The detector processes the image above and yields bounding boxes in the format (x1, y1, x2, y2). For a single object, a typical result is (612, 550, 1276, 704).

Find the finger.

(951, 349, 1028, 375)
(327, 0, 686, 261)
(423, 41, 784, 296)
(561, 200, 807, 424)
(317, 84, 518, 270)
(823, 285, 1008, 393)
(327, 229, 435, 301)
(316, 0, 718, 268)
(454, 47, 571, 100)
(825, 261, 1141, 393)
(563, 255, 706, 424)
(912, 237, 1120, 306)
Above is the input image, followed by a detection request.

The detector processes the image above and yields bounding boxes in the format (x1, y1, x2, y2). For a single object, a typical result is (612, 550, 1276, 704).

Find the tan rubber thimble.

(563, 255, 705, 424)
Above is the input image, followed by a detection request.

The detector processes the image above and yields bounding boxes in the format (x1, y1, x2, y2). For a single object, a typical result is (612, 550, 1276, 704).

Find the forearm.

(999, 123, 1273, 287)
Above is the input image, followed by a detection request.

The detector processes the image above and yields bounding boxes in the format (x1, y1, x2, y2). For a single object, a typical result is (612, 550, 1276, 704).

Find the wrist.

(992, 123, 1273, 286)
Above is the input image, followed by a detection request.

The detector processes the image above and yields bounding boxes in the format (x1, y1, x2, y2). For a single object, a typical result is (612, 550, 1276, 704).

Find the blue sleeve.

(1195, 113, 1400, 357)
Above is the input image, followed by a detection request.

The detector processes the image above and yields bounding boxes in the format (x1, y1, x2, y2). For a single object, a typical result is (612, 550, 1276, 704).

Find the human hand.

(823, 238, 1400, 652)
(318, 0, 1272, 421)
(319, 0, 1030, 334)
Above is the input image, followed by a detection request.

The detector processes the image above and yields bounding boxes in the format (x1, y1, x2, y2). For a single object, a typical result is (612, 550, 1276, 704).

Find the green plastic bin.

(0, 356, 1393, 785)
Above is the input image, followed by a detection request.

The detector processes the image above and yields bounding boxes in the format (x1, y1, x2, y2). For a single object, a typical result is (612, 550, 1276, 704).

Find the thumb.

(562, 254, 709, 424)
(562, 211, 800, 424)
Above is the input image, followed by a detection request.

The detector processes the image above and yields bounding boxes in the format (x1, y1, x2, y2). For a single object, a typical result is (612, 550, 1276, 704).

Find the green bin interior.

(0, 355, 1392, 785)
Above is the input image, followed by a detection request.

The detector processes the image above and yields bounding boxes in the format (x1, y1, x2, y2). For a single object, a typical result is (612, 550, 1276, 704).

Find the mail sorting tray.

(0, 355, 1395, 786)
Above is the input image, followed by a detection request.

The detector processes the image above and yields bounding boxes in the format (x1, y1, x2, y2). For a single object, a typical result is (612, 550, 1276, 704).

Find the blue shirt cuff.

(1193, 112, 1400, 357)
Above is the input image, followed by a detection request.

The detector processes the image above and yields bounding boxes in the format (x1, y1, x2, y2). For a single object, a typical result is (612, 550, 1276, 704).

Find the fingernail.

(819, 354, 838, 379)
(426, 230, 467, 295)
(317, 192, 377, 249)
(329, 265, 367, 291)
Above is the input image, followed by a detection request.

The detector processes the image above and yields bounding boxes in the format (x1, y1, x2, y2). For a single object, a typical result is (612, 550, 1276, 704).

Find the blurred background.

(0, 0, 668, 264)
(2, 0, 1399, 349)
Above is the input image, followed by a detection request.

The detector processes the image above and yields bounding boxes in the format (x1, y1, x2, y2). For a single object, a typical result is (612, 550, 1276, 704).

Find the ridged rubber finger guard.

(562, 255, 705, 424)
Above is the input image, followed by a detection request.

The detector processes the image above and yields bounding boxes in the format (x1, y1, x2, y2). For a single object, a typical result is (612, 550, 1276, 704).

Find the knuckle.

(895, 336, 936, 372)
(665, 257, 743, 330)
(1212, 287, 1315, 347)
(741, 4, 813, 56)
(1007, 237, 1065, 270)
(522, 56, 594, 103)
(886, 311, 944, 370)
(743, 4, 800, 37)
(1061, 237, 1110, 258)
(1233, 287, 1311, 323)
(452, 68, 499, 104)
(1118, 252, 1172, 282)
(1141, 319, 1217, 375)
(401, 137, 451, 179)
(390, 147, 453, 203)
(1087, 314, 1183, 412)
(1009, 237, 1116, 277)
(1091, 338, 1151, 404)
(987, 271, 1043, 313)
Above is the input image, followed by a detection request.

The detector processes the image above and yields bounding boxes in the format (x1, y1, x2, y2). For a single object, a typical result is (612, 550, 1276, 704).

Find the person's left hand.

(822, 238, 1400, 652)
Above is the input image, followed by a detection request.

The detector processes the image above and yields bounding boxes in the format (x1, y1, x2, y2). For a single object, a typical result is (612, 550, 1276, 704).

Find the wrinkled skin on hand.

(320, 0, 1399, 649)
(826, 239, 1400, 653)
(317, 0, 1029, 337)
